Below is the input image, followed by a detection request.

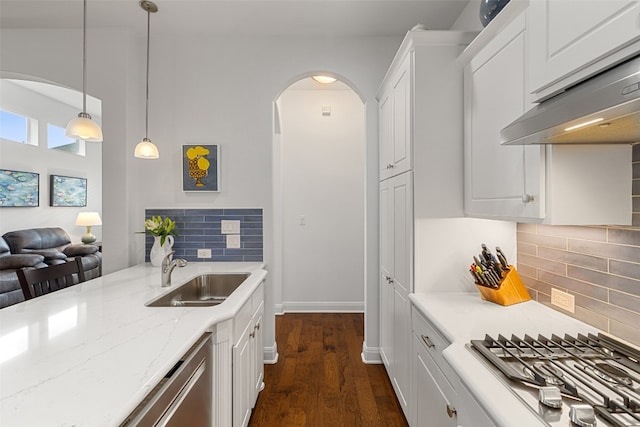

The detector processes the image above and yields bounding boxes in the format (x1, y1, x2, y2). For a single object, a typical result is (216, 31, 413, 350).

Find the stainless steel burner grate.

(471, 333, 640, 427)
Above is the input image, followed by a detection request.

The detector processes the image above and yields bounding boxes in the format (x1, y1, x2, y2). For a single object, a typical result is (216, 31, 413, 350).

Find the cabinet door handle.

(384, 275, 393, 284)
(254, 323, 260, 331)
(421, 335, 435, 349)
(250, 331, 256, 339)
(446, 404, 457, 418)
(522, 194, 534, 203)
(386, 163, 394, 169)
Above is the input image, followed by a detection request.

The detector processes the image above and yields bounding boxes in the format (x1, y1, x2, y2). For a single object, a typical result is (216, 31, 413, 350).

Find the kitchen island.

(0, 262, 267, 427)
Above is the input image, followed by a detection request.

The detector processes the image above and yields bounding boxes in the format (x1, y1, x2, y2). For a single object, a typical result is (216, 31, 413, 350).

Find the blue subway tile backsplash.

(145, 208, 263, 263)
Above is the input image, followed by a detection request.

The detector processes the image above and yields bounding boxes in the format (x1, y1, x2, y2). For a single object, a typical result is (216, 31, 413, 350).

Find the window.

(47, 124, 85, 156)
(0, 109, 37, 145)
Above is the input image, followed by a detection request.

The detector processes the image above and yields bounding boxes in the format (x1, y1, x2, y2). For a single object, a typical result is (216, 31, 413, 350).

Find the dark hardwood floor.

(248, 313, 408, 427)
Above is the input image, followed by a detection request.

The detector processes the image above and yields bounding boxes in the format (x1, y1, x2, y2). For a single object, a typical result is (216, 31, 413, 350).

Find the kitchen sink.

(146, 273, 250, 307)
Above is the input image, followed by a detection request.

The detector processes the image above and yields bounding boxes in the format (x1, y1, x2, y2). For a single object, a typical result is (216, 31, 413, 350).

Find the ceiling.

(0, 0, 471, 37)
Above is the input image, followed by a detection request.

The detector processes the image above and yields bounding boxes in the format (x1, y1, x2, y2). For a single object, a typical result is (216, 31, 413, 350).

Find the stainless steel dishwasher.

(121, 333, 213, 427)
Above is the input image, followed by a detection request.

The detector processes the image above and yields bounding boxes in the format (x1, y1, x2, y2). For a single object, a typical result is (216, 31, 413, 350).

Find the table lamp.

(76, 212, 102, 244)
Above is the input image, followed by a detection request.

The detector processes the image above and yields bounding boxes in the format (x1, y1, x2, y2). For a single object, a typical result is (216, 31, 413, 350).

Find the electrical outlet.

(197, 248, 212, 259)
(551, 288, 575, 313)
(226, 235, 241, 249)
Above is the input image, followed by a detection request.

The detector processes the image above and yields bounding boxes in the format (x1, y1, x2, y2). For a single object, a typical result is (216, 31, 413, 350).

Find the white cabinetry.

(379, 55, 411, 181)
(233, 282, 264, 427)
(379, 171, 413, 416)
(463, 11, 632, 224)
(378, 29, 475, 421)
(529, 0, 640, 100)
(464, 13, 544, 221)
(378, 30, 476, 218)
(411, 304, 495, 427)
(411, 308, 457, 427)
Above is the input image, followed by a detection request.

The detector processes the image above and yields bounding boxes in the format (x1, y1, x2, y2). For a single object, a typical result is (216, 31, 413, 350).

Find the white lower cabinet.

(380, 171, 413, 417)
(410, 304, 495, 427)
(411, 306, 457, 426)
(413, 334, 457, 427)
(232, 282, 264, 427)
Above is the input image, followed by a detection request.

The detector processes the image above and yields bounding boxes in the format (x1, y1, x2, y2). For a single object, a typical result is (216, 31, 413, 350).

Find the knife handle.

(497, 253, 509, 270)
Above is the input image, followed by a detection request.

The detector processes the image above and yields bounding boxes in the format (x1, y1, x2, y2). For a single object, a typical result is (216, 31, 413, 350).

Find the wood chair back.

(18, 257, 86, 300)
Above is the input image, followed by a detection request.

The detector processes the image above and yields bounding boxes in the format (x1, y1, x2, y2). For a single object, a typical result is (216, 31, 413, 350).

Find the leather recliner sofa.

(0, 227, 102, 309)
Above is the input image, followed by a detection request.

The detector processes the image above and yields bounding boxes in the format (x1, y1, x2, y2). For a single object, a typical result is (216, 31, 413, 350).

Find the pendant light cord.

(145, 7, 151, 139)
(82, 0, 88, 114)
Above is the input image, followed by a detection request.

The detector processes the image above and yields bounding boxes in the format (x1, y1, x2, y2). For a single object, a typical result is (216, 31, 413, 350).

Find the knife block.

(475, 266, 531, 306)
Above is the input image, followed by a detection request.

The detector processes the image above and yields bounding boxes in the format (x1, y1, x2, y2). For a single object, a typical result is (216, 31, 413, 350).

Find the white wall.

(1, 28, 402, 363)
(0, 79, 102, 243)
(451, 0, 485, 31)
(278, 85, 365, 312)
(414, 217, 516, 294)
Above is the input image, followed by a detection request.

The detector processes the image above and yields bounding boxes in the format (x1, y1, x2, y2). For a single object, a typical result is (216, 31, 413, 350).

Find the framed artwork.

(0, 169, 39, 207)
(50, 175, 87, 207)
(182, 144, 220, 192)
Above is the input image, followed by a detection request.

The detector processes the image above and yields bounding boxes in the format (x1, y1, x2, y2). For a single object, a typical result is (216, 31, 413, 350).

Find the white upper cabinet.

(378, 30, 476, 218)
(529, 0, 640, 100)
(462, 8, 632, 225)
(464, 13, 545, 220)
(379, 55, 411, 181)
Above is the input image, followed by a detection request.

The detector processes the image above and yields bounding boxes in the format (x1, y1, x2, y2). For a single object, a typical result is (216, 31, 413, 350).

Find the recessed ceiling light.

(312, 75, 337, 84)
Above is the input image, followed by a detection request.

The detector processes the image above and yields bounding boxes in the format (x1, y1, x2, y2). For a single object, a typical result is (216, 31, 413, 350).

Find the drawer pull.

(421, 335, 435, 349)
(446, 404, 457, 418)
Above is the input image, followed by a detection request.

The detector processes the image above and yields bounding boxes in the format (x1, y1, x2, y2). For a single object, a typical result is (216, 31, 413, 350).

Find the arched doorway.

(273, 74, 366, 313)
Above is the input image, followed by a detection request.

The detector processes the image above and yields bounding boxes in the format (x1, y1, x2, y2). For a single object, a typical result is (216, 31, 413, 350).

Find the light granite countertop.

(0, 262, 267, 427)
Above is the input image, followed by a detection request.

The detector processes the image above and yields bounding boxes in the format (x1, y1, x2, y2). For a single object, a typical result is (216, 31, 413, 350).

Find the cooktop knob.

(569, 404, 597, 427)
(538, 386, 562, 409)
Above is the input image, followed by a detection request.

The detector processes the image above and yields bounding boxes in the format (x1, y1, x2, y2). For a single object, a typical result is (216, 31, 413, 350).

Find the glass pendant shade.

(135, 1, 160, 159)
(134, 137, 159, 159)
(66, 112, 103, 142)
(68, 0, 103, 142)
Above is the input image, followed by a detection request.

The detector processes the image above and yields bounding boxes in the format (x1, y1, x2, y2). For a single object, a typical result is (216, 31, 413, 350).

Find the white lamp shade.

(66, 113, 103, 142)
(76, 212, 102, 226)
(134, 138, 160, 159)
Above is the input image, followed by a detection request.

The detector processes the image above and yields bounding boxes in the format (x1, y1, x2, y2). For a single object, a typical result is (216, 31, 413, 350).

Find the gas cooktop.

(470, 333, 640, 427)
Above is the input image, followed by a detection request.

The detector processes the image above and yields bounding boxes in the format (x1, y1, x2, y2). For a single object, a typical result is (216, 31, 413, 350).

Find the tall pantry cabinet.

(377, 29, 475, 422)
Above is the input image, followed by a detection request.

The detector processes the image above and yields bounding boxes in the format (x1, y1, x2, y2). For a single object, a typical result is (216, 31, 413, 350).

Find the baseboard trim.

(263, 343, 279, 364)
(361, 343, 382, 364)
(279, 301, 364, 313)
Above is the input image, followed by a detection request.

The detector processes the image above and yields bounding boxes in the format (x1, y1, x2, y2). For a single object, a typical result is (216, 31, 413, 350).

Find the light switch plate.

(221, 220, 240, 234)
(226, 235, 241, 249)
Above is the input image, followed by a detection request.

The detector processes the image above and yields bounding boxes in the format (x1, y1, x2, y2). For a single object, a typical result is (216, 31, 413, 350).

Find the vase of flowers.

(143, 216, 178, 267)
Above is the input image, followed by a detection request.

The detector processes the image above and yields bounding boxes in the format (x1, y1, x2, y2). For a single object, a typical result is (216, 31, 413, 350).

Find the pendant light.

(65, 0, 103, 142)
(134, 0, 160, 159)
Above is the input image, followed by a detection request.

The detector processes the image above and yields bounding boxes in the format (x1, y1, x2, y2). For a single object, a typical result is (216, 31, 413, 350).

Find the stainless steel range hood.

(501, 55, 640, 145)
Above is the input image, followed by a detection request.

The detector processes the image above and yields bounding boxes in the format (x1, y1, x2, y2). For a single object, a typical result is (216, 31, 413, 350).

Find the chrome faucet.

(161, 251, 187, 287)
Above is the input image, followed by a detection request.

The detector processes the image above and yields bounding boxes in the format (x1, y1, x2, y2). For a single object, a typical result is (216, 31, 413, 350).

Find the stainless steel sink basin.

(146, 273, 249, 307)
